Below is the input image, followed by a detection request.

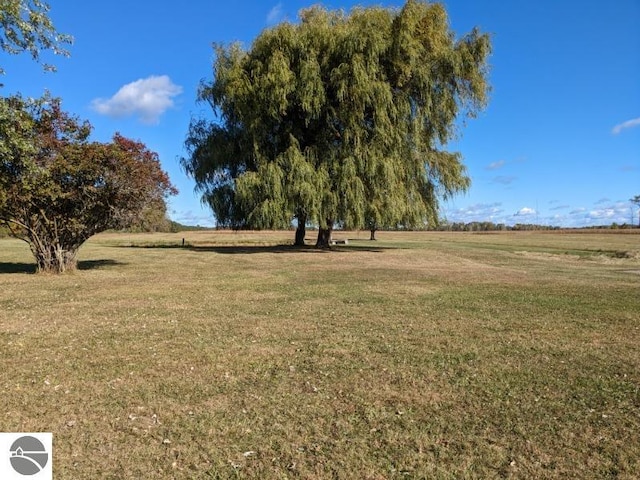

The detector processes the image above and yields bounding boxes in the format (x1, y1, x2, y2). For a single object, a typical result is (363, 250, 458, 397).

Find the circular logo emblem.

(9, 436, 49, 476)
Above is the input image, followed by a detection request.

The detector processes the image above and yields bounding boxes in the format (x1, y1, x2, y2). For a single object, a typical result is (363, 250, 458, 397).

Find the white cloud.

(267, 3, 284, 25)
(91, 75, 182, 125)
(448, 200, 634, 228)
(588, 201, 633, 222)
(612, 117, 640, 135)
(553, 201, 633, 227)
(516, 207, 536, 216)
(445, 202, 505, 223)
(588, 208, 617, 220)
(486, 160, 505, 170)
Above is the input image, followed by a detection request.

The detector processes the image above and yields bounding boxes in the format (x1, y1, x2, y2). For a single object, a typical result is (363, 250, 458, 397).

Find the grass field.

(1, 230, 639, 479)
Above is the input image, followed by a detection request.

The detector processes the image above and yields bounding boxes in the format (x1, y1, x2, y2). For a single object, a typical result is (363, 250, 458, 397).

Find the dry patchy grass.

(1, 230, 639, 479)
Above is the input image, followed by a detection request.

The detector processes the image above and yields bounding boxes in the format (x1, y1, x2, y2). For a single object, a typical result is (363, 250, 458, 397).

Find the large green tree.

(0, 95, 176, 273)
(182, 0, 490, 246)
(0, 0, 72, 76)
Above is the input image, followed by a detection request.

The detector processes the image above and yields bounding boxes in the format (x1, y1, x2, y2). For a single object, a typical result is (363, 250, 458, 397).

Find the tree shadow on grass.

(119, 243, 394, 255)
(0, 262, 36, 274)
(0, 259, 126, 274)
(77, 259, 127, 270)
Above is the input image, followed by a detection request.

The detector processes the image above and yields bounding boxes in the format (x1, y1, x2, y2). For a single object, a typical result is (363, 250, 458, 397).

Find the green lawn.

(1, 230, 639, 479)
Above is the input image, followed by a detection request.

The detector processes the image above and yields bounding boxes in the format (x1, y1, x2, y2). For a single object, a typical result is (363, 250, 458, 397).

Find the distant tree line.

(435, 222, 638, 232)
(437, 222, 555, 232)
(121, 217, 212, 234)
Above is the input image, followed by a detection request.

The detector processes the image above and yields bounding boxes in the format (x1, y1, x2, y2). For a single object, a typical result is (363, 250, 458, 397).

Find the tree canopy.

(182, 0, 491, 246)
(0, 95, 177, 272)
(0, 0, 72, 76)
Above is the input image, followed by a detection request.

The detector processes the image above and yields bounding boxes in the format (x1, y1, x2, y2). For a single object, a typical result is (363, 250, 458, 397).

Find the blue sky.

(3, 0, 638, 227)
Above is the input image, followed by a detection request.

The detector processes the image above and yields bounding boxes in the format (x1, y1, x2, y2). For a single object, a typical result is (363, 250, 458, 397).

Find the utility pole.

(631, 195, 640, 228)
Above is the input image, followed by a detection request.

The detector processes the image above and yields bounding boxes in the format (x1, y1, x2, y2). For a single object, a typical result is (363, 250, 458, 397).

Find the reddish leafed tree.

(0, 94, 177, 273)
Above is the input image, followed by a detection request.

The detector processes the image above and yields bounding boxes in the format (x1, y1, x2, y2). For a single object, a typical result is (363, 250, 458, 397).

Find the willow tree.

(182, 0, 490, 246)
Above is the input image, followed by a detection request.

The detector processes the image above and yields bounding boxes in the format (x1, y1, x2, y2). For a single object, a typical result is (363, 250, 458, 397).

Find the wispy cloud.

(612, 117, 640, 135)
(445, 202, 504, 222)
(486, 160, 505, 170)
(267, 3, 285, 25)
(555, 201, 635, 227)
(91, 75, 182, 125)
(587, 202, 632, 222)
(491, 175, 517, 185)
(620, 165, 638, 172)
(447, 199, 634, 228)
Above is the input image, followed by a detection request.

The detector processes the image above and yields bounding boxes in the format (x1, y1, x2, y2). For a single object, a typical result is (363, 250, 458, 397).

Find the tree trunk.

(370, 228, 377, 241)
(32, 242, 78, 273)
(316, 220, 333, 248)
(295, 213, 307, 246)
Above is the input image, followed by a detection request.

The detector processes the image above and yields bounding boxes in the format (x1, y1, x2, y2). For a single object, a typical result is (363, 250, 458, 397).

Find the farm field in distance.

(1, 230, 639, 479)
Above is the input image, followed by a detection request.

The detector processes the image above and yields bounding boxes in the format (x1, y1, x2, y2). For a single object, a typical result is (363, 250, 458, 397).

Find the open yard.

(1, 230, 639, 479)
